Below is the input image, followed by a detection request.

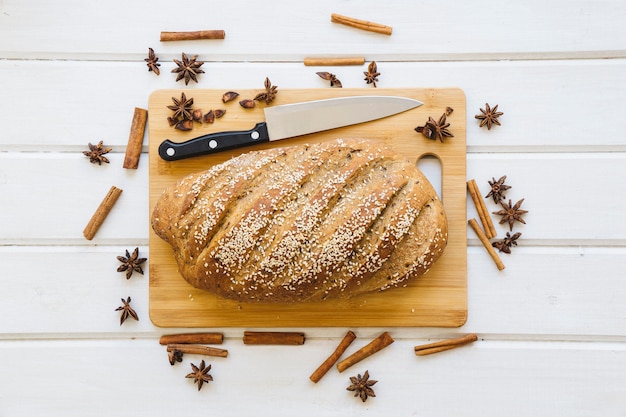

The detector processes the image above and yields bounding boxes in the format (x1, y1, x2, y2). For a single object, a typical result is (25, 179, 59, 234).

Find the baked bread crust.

(151, 138, 447, 303)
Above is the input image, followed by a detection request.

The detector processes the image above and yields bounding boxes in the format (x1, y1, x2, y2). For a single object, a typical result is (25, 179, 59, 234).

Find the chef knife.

(158, 95, 422, 161)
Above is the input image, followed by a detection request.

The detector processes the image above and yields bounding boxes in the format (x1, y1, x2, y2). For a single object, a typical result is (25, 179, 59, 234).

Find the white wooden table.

(1, 1, 625, 415)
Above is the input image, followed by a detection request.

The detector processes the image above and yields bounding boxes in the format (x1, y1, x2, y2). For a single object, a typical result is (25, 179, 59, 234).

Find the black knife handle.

(158, 122, 270, 161)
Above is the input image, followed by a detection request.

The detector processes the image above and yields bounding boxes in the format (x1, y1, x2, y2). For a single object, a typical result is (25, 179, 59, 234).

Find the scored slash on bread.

(151, 138, 448, 303)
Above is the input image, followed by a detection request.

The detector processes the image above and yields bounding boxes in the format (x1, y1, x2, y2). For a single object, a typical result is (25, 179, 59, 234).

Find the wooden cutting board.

(148, 87, 466, 327)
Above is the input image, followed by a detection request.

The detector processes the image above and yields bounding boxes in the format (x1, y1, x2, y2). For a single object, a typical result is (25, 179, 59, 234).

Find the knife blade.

(158, 95, 422, 161)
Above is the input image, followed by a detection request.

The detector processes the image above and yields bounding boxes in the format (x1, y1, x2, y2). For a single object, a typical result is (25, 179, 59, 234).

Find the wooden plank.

(0, 153, 148, 244)
(1, 0, 625, 60)
(2, 246, 625, 337)
(2, 152, 625, 244)
(2, 60, 626, 150)
(467, 153, 626, 243)
(465, 246, 626, 335)
(148, 87, 467, 328)
(0, 338, 624, 416)
(0, 246, 152, 335)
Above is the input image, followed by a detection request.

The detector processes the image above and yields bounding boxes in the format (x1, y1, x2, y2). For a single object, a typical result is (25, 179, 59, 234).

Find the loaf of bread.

(151, 138, 447, 303)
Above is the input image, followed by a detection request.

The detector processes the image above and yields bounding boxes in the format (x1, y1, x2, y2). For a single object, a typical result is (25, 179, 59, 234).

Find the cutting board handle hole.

(416, 154, 442, 200)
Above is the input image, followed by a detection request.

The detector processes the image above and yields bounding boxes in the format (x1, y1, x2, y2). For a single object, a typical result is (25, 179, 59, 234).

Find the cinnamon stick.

(122, 107, 148, 169)
(309, 331, 357, 383)
(331, 13, 392, 35)
(468, 218, 505, 271)
(304, 57, 365, 66)
(166, 344, 228, 358)
(414, 333, 478, 356)
(160, 30, 225, 41)
(336, 331, 394, 372)
(243, 331, 305, 345)
(82, 186, 123, 240)
(467, 179, 497, 238)
(414, 344, 460, 355)
(159, 332, 224, 345)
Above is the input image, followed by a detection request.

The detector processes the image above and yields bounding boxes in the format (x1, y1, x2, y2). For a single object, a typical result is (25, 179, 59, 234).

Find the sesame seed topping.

(151, 138, 448, 302)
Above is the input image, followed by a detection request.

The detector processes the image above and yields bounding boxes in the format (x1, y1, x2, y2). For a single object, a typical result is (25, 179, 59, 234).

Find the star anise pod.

(254, 77, 278, 104)
(175, 120, 193, 131)
(492, 232, 522, 254)
(222, 91, 240, 103)
(167, 92, 194, 122)
(116, 247, 147, 279)
(493, 198, 528, 231)
(485, 175, 511, 203)
(83, 141, 111, 165)
(192, 109, 203, 123)
(168, 349, 184, 365)
(186, 360, 213, 391)
(475, 103, 503, 130)
(239, 99, 255, 109)
(144, 47, 160, 75)
(203, 109, 215, 124)
(115, 296, 139, 325)
(415, 113, 454, 143)
(316, 71, 342, 88)
(171, 52, 205, 85)
(363, 61, 380, 87)
(346, 370, 377, 402)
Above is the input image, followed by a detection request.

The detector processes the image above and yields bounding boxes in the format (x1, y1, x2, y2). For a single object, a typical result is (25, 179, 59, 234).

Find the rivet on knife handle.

(158, 122, 270, 161)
